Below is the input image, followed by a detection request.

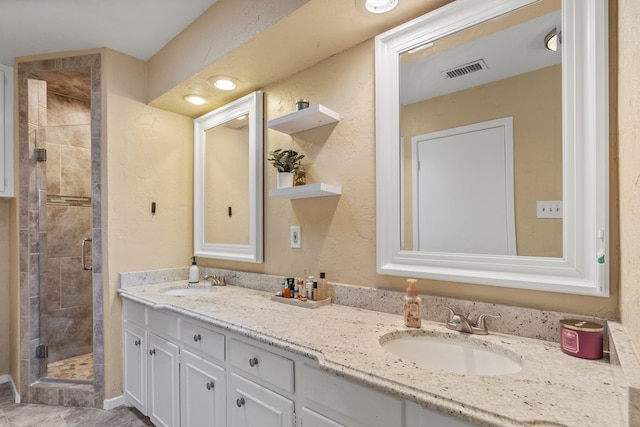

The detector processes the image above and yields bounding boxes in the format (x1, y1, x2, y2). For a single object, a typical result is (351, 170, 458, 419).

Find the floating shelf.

(269, 183, 342, 200)
(267, 104, 340, 134)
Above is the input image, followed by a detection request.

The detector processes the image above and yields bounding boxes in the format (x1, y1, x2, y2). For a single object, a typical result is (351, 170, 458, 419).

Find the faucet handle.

(476, 313, 501, 329)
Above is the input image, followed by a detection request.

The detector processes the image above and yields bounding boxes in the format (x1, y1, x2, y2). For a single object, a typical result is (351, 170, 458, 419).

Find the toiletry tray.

(270, 295, 331, 309)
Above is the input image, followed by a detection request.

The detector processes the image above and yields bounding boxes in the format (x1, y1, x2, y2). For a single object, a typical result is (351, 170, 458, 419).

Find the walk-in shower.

(17, 54, 104, 407)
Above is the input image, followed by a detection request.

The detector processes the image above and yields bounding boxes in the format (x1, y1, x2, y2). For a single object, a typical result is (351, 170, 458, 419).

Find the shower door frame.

(17, 53, 104, 407)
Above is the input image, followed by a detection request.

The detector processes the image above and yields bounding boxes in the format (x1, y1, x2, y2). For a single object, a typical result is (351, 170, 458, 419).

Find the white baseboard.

(8, 376, 20, 404)
(103, 394, 125, 410)
(0, 374, 8, 384)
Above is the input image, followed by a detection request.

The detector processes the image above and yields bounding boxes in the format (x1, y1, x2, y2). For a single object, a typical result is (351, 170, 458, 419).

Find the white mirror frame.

(194, 91, 263, 263)
(375, 0, 609, 296)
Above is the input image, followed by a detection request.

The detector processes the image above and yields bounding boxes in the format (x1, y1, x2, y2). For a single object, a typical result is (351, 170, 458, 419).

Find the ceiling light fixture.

(544, 27, 560, 51)
(183, 95, 207, 105)
(365, 0, 398, 14)
(207, 76, 237, 91)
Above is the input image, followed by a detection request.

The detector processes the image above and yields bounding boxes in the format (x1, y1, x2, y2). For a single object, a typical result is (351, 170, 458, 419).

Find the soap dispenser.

(404, 278, 421, 328)
(189, 256, 199, 284)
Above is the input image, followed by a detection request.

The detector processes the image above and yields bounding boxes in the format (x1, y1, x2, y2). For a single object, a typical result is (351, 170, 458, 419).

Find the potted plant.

(267, 149, 305, 188)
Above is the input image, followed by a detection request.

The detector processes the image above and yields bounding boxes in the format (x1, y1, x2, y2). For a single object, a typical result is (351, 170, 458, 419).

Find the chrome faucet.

(203, 274, 227, 286)
(445, 308, 500, 335)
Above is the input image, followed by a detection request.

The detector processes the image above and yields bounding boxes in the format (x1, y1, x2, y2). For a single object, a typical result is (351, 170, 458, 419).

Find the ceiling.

(0, 0, 219, 66)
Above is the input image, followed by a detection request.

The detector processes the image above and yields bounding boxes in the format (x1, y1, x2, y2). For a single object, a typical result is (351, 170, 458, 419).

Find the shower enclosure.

(17, 54, 104, 407)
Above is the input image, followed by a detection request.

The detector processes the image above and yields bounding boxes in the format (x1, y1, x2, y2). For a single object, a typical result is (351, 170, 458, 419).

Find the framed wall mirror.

(375, 0, 609, 295)
(194, 91, 263, 263)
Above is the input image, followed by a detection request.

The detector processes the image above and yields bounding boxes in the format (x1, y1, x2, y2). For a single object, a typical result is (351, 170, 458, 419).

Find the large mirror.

(375, 0, 609, 295)
(194, 91, 263, 263)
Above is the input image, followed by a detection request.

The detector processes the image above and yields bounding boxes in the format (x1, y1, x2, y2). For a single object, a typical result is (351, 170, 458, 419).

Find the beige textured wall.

(0, 199, 9, 376)
(401, 66, 563, 257)
(200, 35, 617, 317)
(618, 0, 640, 356)
(205, 126, 249, 244)
(103, 49, 193, 398)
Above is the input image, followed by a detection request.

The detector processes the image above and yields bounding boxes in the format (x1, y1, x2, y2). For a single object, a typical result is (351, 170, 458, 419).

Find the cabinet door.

(181, 350, 226, 427)
(301, 407, 345, 427)
(228, 372, 294, 427)
(148, 332, 180, 427)
(123, 321, 146, 413)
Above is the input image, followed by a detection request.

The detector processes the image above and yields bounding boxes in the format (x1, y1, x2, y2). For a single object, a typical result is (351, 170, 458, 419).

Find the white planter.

(277, 172, 294, 189)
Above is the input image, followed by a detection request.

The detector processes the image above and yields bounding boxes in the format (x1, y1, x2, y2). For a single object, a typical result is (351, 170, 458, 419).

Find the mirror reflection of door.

(204, 115, 250, 245)
(412, 118, 516, 255)
(400, 0, 563, 258)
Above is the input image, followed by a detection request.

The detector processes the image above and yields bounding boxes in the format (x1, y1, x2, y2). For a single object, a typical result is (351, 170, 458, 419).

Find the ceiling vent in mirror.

(442, 59, 488, 79)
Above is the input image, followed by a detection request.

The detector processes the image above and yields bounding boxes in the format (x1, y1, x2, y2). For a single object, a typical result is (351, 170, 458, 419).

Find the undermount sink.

(161, 285, 216, 296)
(380, 333, 522, 376)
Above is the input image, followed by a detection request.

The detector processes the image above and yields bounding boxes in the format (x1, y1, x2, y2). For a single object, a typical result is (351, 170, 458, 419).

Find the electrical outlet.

(290, 226, 301, 248)
(537, 201, 562, 218)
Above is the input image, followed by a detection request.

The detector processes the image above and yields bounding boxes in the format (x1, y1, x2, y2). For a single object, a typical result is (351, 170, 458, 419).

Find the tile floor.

(0, 383, 154, 427)
(47, 353, 94, 381)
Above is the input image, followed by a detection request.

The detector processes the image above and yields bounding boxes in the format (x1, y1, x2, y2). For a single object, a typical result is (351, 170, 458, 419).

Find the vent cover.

(442, 59, 488, 79)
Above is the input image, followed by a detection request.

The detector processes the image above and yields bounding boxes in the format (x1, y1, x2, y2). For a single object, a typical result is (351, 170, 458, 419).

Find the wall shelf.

(269, 183, 341, 200)
(267, 104, 340, 134)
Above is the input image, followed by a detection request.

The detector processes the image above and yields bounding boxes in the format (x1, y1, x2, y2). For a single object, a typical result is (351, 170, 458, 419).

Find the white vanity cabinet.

(122, 320, 146, 413)
(227, 339, 295, 427)
(147, 332, 180, 427)
(121, 299, 477, 427)
(301, 364, 404, 427)
(180, 349, 226, 427)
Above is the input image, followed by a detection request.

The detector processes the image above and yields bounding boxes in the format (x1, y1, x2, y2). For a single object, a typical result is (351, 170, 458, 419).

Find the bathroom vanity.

(119, 280, 627, 427)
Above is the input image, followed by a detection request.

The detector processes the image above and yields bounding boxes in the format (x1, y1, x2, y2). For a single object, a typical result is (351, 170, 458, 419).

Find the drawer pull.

(206, 381, 215, 390)
(134, 339, 141, 346)
(149, 348, 156, 356)
(236, 397, 245, 407)
(248, 357, 259, 367)
(194, 334, 202, 342)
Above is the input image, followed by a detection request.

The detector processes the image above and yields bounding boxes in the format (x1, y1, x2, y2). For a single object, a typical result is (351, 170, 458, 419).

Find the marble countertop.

(119, 282, 626, 427)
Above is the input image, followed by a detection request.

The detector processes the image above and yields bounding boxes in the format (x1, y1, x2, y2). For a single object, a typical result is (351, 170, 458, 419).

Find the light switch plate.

(537, 201, 562, 218)
(290, 226, 301, 248)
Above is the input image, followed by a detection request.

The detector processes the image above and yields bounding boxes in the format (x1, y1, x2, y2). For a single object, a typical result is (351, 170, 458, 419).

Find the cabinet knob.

(248, 357, 259, 367)
(134, 339, 141, 346)
(149, 348, 156, 356)
(236, 397, 245, 407)
(194, 334, 202, 342)
(206, 381, 215, 390)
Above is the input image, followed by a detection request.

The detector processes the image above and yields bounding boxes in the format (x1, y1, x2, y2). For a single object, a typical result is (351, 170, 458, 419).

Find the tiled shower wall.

(42, 92, 93, 363)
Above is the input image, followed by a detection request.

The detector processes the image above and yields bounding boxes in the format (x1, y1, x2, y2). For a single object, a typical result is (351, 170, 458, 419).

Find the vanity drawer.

(147, 308, 178, 340)
(180, 319, 225, 362)
(122, 299, 146, 326)
(229, 339, 294, 393)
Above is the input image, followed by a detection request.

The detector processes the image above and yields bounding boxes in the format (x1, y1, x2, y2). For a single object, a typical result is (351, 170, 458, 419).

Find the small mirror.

(375, 0, 609, 295)
(194, 91, 263, 263)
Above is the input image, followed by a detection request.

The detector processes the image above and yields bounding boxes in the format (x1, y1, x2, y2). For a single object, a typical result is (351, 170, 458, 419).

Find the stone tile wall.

(42, 92, 93, 363)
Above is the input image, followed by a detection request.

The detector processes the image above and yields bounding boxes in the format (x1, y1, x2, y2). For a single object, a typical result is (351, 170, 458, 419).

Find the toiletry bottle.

(306, 276, 314, 300)
(189, 256, 199, 284)
(404, 279, 421, 328)
(318, 272, 328, 301)
(312, 281, 318, 301)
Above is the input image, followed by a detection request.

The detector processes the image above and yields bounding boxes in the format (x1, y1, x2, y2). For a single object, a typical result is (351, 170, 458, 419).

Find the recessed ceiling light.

(207, 76, 237, 91)
(365, 0, 398, 14)
(183, 95, 207, 105)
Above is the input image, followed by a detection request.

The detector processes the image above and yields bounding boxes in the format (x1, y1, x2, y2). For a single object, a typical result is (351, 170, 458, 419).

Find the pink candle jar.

(560, 319, 604, 360)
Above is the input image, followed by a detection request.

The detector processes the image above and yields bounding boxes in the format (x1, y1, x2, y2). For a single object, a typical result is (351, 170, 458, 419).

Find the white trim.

(0, 374, 8, 384)
(103, 394, 126, 410)
(193, 91, 264, 263)
(375, 0, 609, 296)
(8, 375, 20, 403)
(0, 63, 14, 198)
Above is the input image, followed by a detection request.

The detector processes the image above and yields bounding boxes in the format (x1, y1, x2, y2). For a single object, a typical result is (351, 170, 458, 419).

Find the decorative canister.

(295, 99, 309, 111)
(559, 319, 603, 359)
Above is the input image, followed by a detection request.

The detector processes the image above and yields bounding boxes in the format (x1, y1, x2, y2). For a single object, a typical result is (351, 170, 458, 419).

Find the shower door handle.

(82, 237, 93, 271)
